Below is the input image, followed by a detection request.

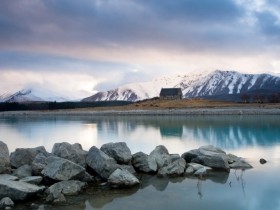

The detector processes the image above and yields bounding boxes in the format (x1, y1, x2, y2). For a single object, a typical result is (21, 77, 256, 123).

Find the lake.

(1, 115, 280, 210)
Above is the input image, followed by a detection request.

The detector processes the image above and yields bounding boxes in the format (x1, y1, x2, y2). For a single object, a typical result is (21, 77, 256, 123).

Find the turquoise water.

(1, 115, 280, 210)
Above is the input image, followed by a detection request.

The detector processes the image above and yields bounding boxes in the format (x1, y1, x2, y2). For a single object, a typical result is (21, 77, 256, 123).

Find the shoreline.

(1, 107, 280, 116)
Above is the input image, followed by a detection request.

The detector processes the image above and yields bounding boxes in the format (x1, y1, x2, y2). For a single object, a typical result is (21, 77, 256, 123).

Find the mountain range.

(0, 89, 69, 103)
(82, 70, 280, 102)
(1, 70, 280, 103)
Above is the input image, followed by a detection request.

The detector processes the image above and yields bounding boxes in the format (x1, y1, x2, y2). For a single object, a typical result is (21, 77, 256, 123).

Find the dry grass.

(77, 98, 280, 111)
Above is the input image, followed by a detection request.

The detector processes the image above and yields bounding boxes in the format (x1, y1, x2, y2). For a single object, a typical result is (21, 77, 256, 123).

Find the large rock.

(185, 163, 212, 177)
(42, 156, 88, 181)
(13, 164, 32, 178)
(20, 176, 43, 185)
(199, 145, 226, 156)
(101, 142, 132, 164)
(150, 145, 171, 169)
(108, 169, 139, 188)
(132, 152, 157, 173)
(181, 149, 201, 163)
(118, 164, 137, 175)
(0, 197, 14, 209)
(46, 180, 87, 203)
(0, 179, 45, 201)
(158, 158, 186, 177)
(86, 146, 118, 180)
(0, 174, 18, 181)
(46, 180, 87, 197)
(181, 145, 230, 172)
(31, 153, 54, 175)
(0, 141, 11, 174)
(52, 142, 87, 167)
(10, 146, 47, 168)
(229, 159, 253, 169)
(192, 155, 229, 172)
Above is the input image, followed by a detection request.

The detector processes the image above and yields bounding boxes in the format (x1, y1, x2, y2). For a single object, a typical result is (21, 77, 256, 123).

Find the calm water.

(1, 115, 280, 210)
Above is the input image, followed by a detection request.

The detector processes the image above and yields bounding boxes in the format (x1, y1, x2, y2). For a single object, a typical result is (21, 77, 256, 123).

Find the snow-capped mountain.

(82, 70, 280, 102)
(0, 89, 69, 103)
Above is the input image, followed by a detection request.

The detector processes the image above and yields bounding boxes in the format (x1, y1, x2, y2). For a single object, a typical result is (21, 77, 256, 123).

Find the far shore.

(1, 107, 280, 116)
(1, 99, 280, 116)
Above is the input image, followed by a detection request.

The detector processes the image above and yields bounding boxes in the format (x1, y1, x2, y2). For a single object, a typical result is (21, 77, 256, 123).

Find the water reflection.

(4, 115, 280, 210)
(84, 171, 232, 210)
(1, 115, 280, 154)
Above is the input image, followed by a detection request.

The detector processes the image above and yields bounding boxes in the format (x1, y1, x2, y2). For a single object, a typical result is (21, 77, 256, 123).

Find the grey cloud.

(94, 69, 154, 91)
(256, 11, 280, 39)
(141, 0, 244, 22)
(0, 0, 278, 73)
(267, 0, 280, 8)
(0, 51, 131, 75)
(0, 0, 249, 52)
(42, 0, 97, 17)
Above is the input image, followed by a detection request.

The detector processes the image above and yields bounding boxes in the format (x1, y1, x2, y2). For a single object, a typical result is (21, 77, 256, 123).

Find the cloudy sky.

(1, 0, 280, 99)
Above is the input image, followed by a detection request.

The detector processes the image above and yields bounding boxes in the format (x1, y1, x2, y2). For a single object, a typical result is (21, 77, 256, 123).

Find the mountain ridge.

(0, 88, 69, 103)
(82, 70, 280, 102)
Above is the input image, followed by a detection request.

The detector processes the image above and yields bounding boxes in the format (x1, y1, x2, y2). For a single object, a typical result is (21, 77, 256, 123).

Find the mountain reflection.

(1, 115, 280, 153)
(94, 115, 280, 150)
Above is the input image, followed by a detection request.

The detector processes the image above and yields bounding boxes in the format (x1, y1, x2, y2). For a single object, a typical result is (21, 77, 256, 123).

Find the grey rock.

(198, 145, 226, 156)
(226, 153, 240, 164)
(185, 166, 194, 175)
(42, 156, 87, 181)
(46, 180, 87, 203)
(158, 158, 186, 177)
(108, 169, 139, 188)
(182, 146, 230, 172)
(192, 155, 230, 172)
(46, 180, 87, 196)
(10, 146, 47, 168)
(188, 163, 211, 171)
(53, 193, 66, 204)
(80, 171, 94, 183)
(170, 154, 181, 162)
(101, 142, 132, 164)
(31, 153, 53, 176)
(260, 158, 267, 164)
(118, 165, 137, 175)
(52, 142, 87, 167)
(150, 145, 171, 169)
(229, 158, 253, 169)
(0, 174, 18, 181)
(0, 197, 14, 208)
(181, 149, 201, 163)
(132, 152, 157, 173)
(20, 176, 43, 185)
(13, 164, 32, 178)
(194, 167, 208, 177)
(0, 141, 11, 174)
(185, 163, 212, 177)
(226, 153, 253, 169)
(0, 179, 45, 201)
(86, 146, 118, 180)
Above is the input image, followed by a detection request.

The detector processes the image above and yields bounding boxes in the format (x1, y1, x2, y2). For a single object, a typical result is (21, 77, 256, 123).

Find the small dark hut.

(159, 88, 183, 100)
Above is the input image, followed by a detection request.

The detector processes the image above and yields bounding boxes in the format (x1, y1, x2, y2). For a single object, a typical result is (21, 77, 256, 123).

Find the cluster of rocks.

(0, 141, 253, 209)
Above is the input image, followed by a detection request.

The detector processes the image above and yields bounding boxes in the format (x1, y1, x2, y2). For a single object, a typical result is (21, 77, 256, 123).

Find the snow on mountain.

(0, 88, 70, 103)
(82, 70, 280, 102)
(82, 74, 188, 102)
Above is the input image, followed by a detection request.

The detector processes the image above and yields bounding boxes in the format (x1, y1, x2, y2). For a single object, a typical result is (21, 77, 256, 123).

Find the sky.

(1, 0, 280, 99)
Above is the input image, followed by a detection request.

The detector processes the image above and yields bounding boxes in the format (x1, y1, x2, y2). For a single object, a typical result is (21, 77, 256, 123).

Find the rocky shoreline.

(1, 107, 280, 117)
(0, 141, 252, 209)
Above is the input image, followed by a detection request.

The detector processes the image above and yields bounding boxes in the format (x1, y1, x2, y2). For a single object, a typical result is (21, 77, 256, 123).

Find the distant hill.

(0, 89, 69, 103)
(82, 70, 280, 102)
